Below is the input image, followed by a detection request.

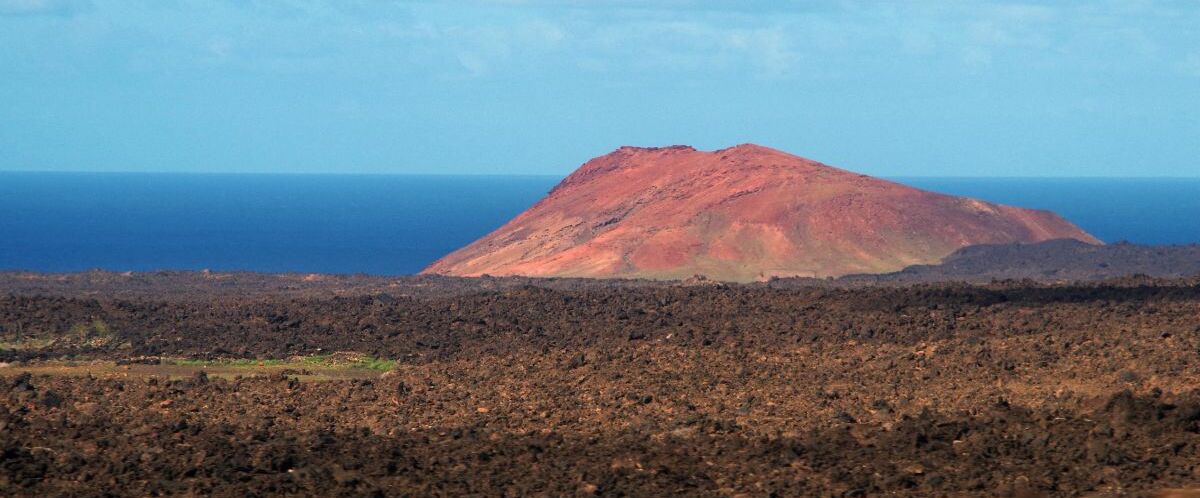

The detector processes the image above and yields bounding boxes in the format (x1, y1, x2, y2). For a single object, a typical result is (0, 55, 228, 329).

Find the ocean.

(2, 172, 1197, 275)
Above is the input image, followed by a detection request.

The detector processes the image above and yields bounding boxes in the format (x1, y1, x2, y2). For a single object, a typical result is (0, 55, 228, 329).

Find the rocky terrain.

(3, 271, 1200, 496)
(424, 144, 1098, 281)
(843, 239, 1200, 283)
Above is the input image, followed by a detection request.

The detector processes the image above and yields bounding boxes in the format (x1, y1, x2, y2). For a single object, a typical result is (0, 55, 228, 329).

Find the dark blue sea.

(1, 173, 1197, 275)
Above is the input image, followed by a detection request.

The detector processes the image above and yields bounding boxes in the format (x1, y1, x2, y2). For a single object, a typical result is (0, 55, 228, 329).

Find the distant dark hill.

(847, 239, 1200, 282)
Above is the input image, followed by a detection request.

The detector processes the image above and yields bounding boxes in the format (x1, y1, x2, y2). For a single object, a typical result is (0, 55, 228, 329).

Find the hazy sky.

(2, 0, 1198, 176)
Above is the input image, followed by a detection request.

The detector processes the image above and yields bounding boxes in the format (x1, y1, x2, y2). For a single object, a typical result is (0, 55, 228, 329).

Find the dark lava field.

(2, 271, 1200, 496)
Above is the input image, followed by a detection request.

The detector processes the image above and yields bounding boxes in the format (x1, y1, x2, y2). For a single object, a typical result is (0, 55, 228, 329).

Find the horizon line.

(1, 169, 1198, 180)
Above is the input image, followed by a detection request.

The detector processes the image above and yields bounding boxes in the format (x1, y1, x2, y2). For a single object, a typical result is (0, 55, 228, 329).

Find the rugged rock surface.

(852, 239, 1200, 283)
(4, 278, 1200, 495)
(423, 144, 1099, 281)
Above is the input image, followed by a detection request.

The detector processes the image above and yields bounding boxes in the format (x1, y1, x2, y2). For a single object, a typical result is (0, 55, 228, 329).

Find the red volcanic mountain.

(423, 144, 1100, 282)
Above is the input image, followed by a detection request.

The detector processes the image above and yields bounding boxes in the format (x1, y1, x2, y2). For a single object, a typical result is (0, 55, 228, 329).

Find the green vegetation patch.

(0, 337, 57, 351)
(299, 353, 395, 371)
(1, 319, 118, 352)
(168, 353, 394, 371)
(171, 358, 286, 368)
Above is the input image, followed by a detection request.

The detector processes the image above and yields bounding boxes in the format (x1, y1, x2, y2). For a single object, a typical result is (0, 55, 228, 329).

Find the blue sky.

(1, 0, 1197, 176)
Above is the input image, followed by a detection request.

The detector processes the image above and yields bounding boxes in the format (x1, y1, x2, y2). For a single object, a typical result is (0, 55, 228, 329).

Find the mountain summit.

(423, 144, 1100, 281)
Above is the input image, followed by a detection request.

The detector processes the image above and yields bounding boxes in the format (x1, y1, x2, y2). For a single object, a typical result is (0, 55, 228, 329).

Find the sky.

(1, 0, 1198, 177)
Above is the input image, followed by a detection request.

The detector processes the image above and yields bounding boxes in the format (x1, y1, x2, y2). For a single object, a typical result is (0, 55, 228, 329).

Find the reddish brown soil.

(4, 372, 1200, 497)
(423, 144, 1098, 281)
(2, 275, 1200, 495)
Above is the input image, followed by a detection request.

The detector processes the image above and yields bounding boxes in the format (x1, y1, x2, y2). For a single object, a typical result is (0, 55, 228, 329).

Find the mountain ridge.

(424, 144, 1100, 281)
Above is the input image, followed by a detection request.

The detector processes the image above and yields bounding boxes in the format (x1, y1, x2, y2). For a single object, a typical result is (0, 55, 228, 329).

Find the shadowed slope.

(424, 144, 1099, 281)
